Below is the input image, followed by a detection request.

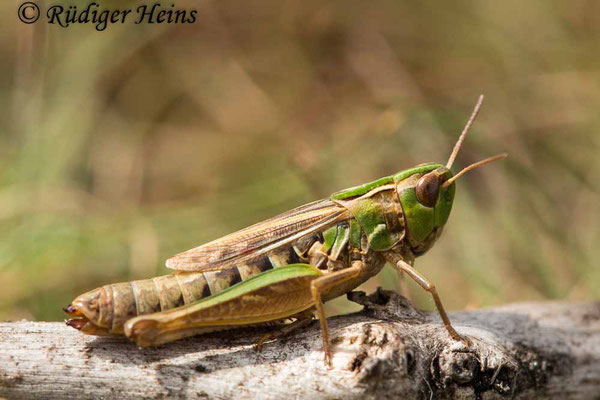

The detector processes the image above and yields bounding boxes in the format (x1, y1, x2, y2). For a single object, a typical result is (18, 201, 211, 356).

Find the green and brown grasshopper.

(64, 95, 506, 366)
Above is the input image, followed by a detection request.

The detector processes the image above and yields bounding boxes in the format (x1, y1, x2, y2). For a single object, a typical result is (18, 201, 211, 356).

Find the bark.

(1, 289, 599, 400)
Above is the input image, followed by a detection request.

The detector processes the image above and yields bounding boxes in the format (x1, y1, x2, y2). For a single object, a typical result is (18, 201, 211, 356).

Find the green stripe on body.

(188, 264, 323, 311)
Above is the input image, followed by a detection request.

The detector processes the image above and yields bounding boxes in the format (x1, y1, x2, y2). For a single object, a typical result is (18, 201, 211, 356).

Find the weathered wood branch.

(1, 289, 599, 399)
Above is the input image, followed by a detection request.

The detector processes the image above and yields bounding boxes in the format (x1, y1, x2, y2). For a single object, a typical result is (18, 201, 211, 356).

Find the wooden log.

(1, 289, 599, 399)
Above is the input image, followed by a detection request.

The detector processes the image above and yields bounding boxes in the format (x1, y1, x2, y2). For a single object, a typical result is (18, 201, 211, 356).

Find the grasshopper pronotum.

(65, 95, 506, 366)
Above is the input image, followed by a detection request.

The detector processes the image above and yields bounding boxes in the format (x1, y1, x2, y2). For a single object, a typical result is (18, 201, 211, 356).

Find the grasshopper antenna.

(442, 153, 507, 190)
(446, 94, 484, 169)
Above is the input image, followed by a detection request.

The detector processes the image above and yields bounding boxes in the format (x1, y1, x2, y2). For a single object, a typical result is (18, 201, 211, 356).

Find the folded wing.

(166, 199, 350, 272)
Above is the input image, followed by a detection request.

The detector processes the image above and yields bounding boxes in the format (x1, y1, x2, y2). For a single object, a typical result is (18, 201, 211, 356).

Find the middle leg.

(310, 260, 364, 366)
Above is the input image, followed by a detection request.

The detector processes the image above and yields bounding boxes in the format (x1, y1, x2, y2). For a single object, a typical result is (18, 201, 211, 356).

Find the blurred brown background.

(2, 0, 599, 321)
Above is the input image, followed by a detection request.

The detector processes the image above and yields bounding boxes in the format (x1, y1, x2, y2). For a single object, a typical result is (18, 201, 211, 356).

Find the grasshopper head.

(395, 95, 506, 256)
(394, 163, 455, 255)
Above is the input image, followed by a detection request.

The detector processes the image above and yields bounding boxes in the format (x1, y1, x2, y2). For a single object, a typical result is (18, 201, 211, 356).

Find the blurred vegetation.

(2, 0, 599, 321)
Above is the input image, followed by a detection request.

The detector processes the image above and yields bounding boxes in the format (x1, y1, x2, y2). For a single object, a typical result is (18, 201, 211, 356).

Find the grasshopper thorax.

(394, 163, 455, 256)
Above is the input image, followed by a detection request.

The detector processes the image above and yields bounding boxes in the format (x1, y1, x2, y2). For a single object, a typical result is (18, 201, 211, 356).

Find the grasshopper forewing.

(65, 95, 507, 366)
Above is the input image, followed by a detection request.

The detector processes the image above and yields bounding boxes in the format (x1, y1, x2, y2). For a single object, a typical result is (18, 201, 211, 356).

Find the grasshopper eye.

(416, 173, 440, 208)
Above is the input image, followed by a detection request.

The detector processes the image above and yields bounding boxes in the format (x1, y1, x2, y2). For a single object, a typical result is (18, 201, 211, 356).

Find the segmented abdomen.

(96, 245, 305, 334)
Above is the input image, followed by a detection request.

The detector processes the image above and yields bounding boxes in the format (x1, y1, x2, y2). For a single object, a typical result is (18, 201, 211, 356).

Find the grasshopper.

(64, 95, 506, 366)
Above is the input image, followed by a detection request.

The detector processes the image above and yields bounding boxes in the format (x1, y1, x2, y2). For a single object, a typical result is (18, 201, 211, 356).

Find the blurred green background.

(2, 0, 599, 321)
